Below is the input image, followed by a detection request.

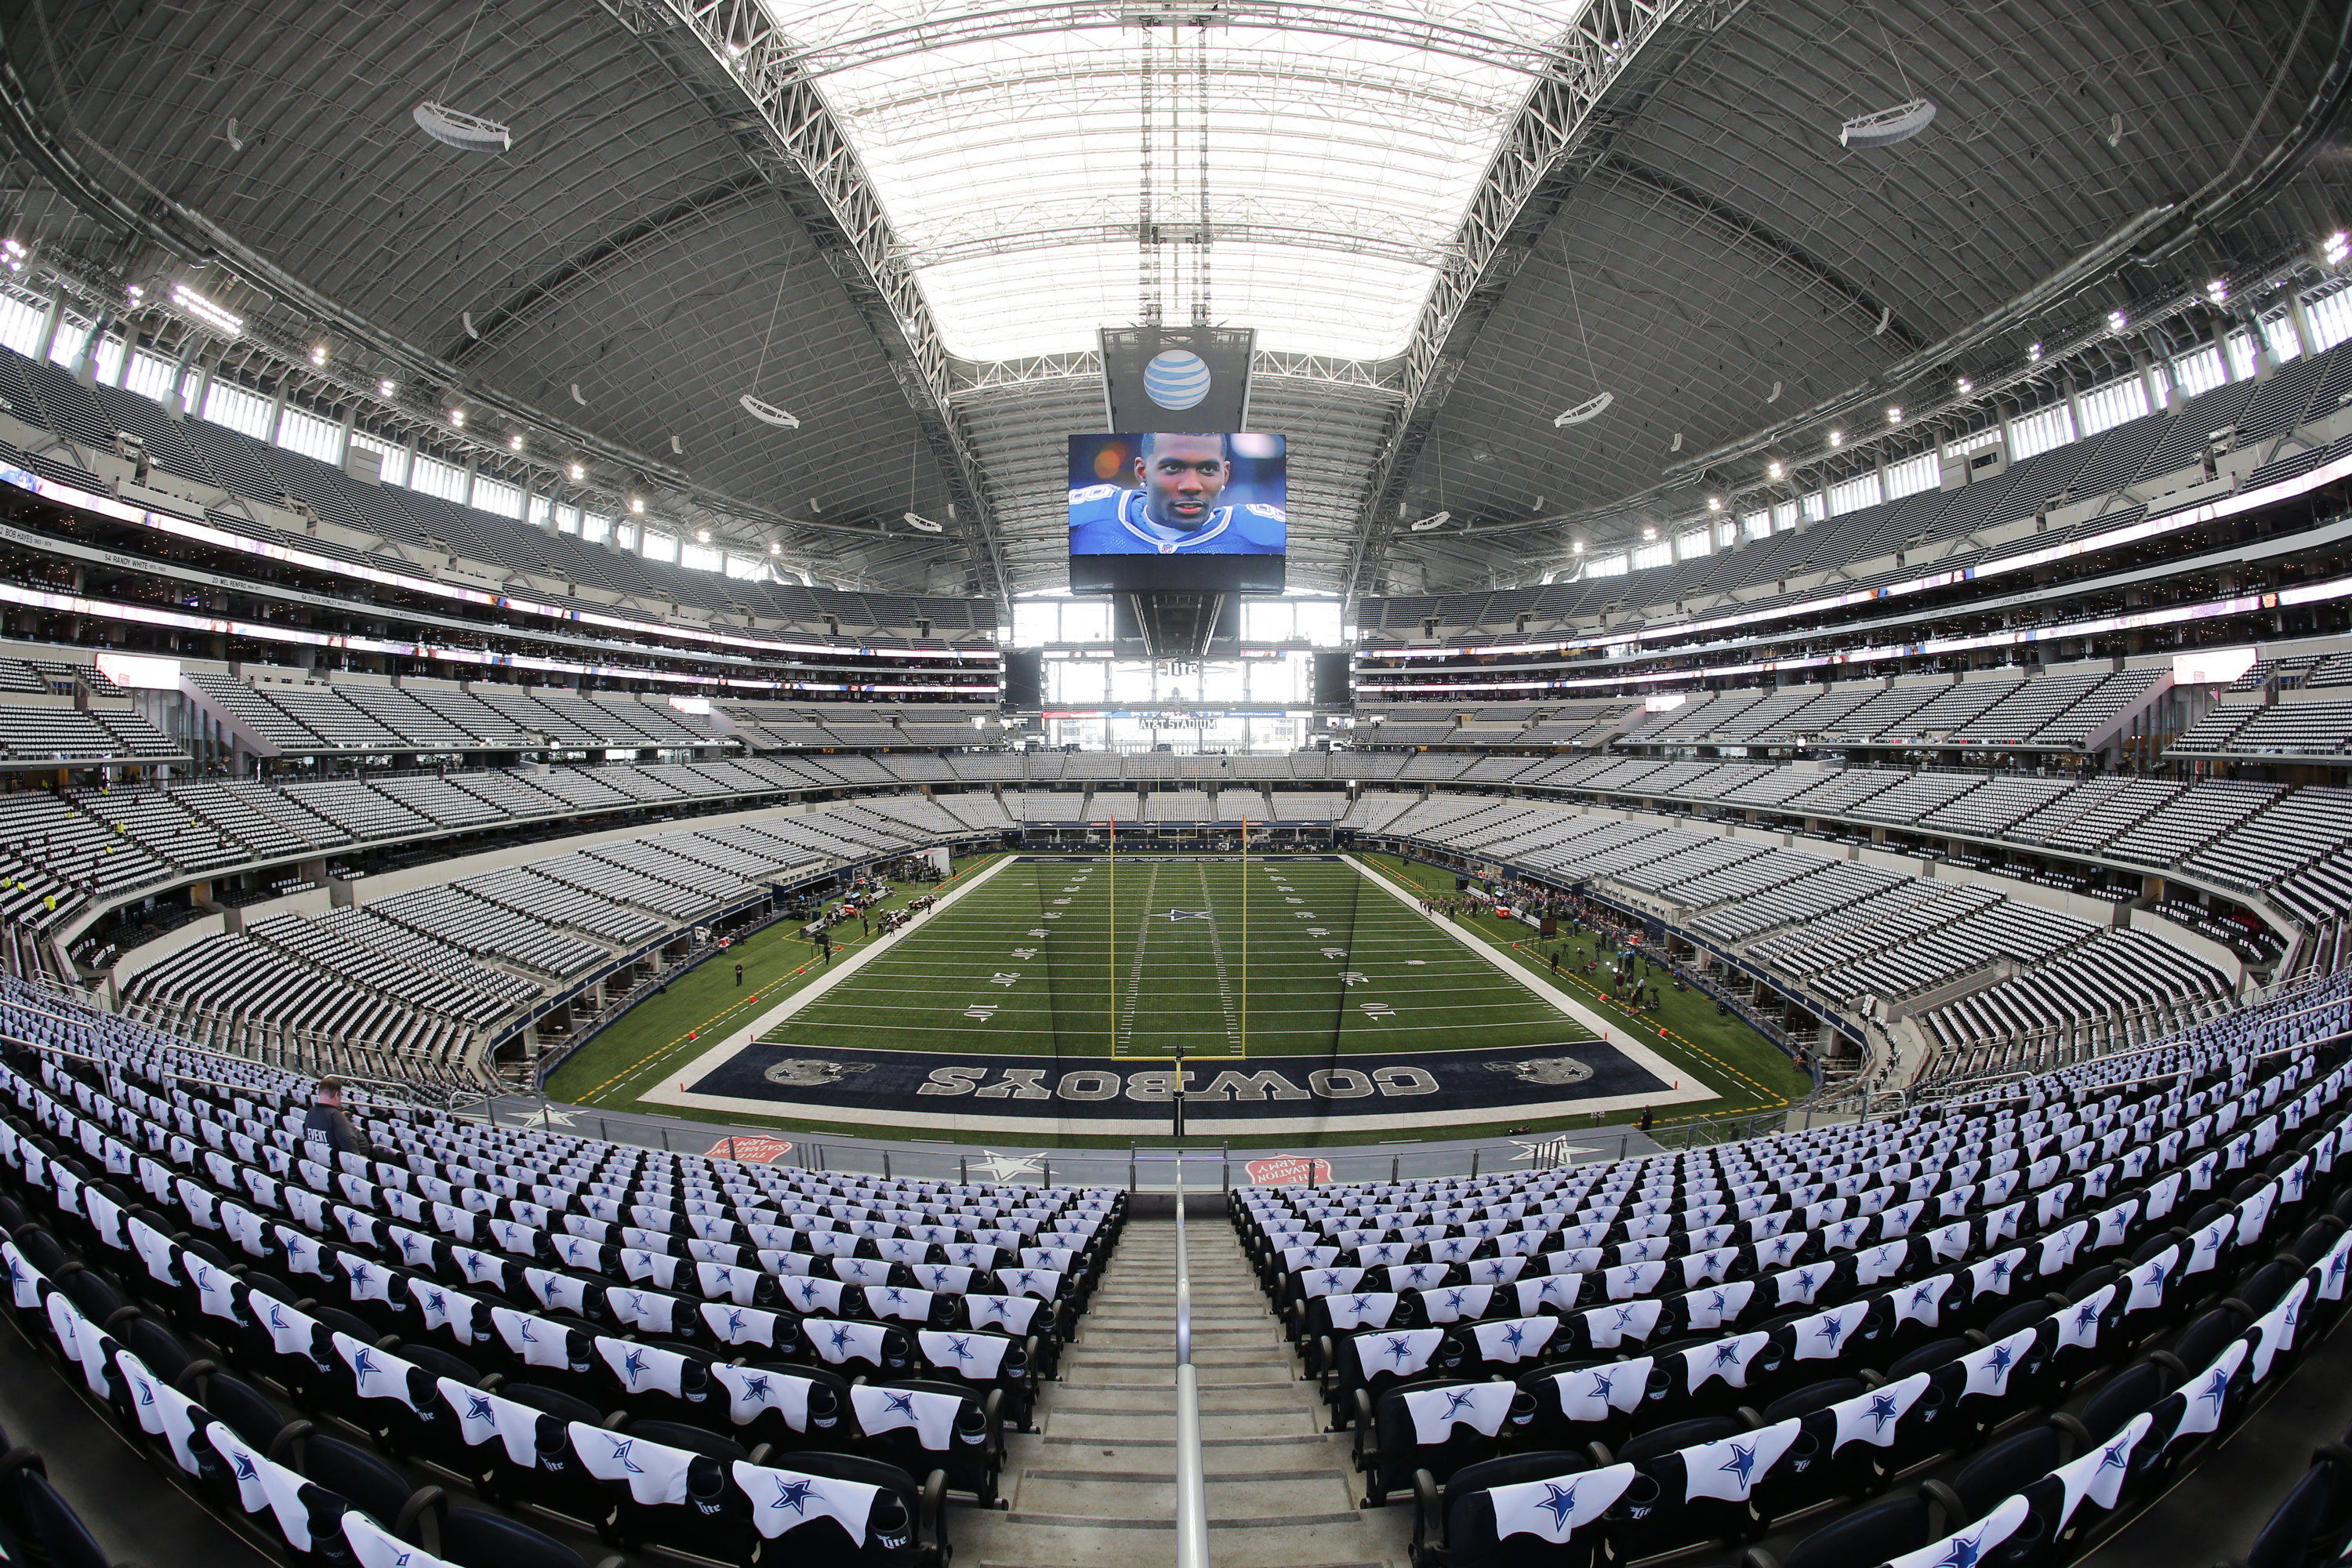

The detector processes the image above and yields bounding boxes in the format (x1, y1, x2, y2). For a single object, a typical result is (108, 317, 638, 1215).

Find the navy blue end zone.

(652, 1037, 1702, 1138)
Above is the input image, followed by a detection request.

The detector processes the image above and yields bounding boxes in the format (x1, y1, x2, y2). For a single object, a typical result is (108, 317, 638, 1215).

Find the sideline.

(1341, 853, 1712, 1109)
(575, 853, 1014, 1103)
(692, 850, 1019, 1060)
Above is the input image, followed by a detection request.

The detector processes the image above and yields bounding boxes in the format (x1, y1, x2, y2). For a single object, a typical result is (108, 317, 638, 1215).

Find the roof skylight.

(755, 0, 1598, 362)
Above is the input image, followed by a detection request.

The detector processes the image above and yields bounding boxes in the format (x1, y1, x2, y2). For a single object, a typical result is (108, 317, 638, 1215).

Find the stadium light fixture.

(125, 283, 143, 302)
(0, 239, 24, 274)
(2107, 309, 2129, 333)
(1955, 376, 1971, 394)
(1887, 406, 1903, 424)
(448, 408, 465, 428)
(1553, 392, 1613, 427)
(568, 462, 585, 482)
(507, 434, 524, 452)
(378, 378, 396, 396)
(1841, 99, 1936, 149)
(169, 283, 242, 337)
(1642, 524, 1658, 538)
(1828, 429, 1844, 448)
(412, 102, 511, 153)
(1766, 459, 1784, 480)
(2028, 342, 2042, 361)
(2327, 231, 2350, 267)
(1571, 539, 1585, 554)
(768, 542, 782, 555)
(2205, 278, 2229, 305)
(740, 394, 799, 429)
(309, 344, 327, 366)
(629, 496, 645, 514)
(696, 528, 712, 543)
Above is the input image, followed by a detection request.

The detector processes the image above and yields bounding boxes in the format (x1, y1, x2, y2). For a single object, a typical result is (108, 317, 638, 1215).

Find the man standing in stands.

(303, 1078, 370, 1161)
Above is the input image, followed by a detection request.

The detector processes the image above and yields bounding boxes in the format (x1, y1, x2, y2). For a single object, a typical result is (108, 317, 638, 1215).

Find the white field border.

(637, 852, 1719, 1137)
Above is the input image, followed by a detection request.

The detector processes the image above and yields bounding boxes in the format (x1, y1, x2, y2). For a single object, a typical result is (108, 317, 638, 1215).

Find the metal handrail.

(1173, 1157, 1210, 1568)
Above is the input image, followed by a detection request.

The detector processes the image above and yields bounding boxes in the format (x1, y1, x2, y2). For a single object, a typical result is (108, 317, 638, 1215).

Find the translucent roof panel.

(757, 0, 1598, 362)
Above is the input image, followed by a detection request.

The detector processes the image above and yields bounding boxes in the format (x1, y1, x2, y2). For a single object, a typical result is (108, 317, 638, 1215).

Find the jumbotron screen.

(1068, 432, 1286, 594)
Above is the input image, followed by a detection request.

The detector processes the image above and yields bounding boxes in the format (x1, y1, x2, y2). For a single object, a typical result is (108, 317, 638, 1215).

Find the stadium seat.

(1409, 1450, 1623, 1568)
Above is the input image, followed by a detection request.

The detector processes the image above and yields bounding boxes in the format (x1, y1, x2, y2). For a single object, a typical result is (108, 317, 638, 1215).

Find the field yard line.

(709, 851, 1020, 1054)
(1341, 852, 1710, 1101)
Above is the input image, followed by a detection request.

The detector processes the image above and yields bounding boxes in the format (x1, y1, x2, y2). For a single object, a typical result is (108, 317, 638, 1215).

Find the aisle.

(956, 1215, 1411, 1567)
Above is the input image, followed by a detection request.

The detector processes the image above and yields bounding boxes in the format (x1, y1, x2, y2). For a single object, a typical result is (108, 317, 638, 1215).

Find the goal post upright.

(1105, 818, 1115, 1056)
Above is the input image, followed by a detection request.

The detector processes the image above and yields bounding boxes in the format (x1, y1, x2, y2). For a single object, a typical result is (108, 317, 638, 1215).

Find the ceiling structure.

(0, 0, 2342, 607)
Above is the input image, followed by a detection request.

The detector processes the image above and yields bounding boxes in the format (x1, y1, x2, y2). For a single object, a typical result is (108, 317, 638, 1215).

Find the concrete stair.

(953, 1217, 1411, 1568)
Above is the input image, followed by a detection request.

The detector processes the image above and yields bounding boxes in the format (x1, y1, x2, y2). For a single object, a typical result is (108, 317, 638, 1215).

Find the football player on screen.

(1068, 432, 1285, 554)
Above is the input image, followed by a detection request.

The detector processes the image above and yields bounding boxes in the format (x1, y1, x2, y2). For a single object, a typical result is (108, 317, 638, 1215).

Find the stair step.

(984, 1218, 1408, 1568)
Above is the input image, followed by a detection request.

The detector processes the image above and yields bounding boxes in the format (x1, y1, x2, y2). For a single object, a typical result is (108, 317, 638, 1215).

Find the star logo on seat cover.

(2074, 1304, 2100, 1335)
(943, 1335, 976, 1363)
(1988, 1258, 2012, 1283)
(884, 1390, 917, 1417)
(352, 1346, 379, 1380)
(771, 1475, 816, 1515)
(1441, 1388, 1479, 1421)
(1535, 1480, 1580, 1530)
(1711, 1341, 1742, 1370)
(622, 1348, 649, 1384)
(742, 1373, 772, 1403)
(1866, 1393, 1900, 1432)
(1383, 1334, 1417, 1367)
(1816, 1315, 1845, 1346)
(1501, 1322, 1529, 1353)
(1987, 1343, 2015, 1377)
(1911, 1283, 1936, 1309)
(2099, 1436, 2132, 1475)
(1719, 1441, 1759, 1487)
(724, 1309, 747, 1338)
(1444, 1288, 1468, 1312)
(1935, 1527, 1987, 1567)
(1588, 1369, 1617, 1403)
(230, 1449, 258, 1482)
(2199, 1369, 2229, 1413)
(1347, 1294, 1374, 1315)
(829, 1325, 857, 1353)
(464, 1393, 495, 1423)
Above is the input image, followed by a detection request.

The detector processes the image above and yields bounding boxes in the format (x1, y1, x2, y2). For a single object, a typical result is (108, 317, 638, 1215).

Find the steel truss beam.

(1343, 0, 1745, 607)
(656, 0, 1012, 606)
(751, 1, 1650, 82)
(949, 347, 1402, 395)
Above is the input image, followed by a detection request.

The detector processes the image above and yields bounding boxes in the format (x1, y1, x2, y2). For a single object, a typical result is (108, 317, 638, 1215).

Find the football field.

(759, 853, 1597, 1060)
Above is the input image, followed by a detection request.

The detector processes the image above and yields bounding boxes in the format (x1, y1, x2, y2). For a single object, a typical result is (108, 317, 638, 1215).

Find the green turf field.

(545, 848, 1814, 1148)
(760, 852, 1597, 1060)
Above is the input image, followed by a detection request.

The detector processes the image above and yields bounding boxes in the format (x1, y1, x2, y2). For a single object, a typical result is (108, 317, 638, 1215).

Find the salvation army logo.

(1143, 350, 1211, 410)
(703, 1135, 793, 1163)
(1243, 1156, 1334, 1186)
